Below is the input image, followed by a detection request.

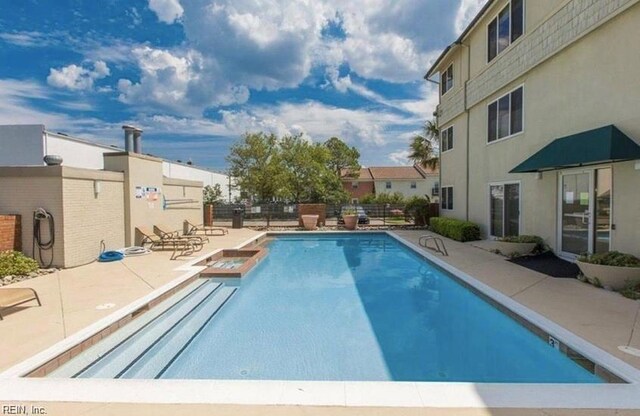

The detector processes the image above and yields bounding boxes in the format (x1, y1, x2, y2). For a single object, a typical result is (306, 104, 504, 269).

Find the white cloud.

(115, 0, 455, 113)
(388, 150, 411, 165)
(148, 0, 184, 23)
(47, 61, 111, 91)
(0, 31, 60, 47)
(455, 0, 488, 35)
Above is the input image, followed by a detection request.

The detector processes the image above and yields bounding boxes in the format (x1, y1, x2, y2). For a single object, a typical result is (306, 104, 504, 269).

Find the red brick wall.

(298, 204, 326, 226)
(0, 215, 21, 252)
(342, 180, 375, 200)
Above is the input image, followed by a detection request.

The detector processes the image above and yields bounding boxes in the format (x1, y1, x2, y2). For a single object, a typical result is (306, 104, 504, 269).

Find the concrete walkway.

(394, 230, 640, 371)
(0, 227, 261, 371)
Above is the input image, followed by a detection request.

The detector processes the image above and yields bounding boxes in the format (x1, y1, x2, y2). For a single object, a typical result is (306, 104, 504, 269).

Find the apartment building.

(426, 0, 640, 258)
(342, 165, 440, 202)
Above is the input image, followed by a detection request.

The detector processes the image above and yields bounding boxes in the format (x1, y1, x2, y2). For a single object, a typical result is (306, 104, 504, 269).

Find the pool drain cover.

(618, 346, 640, 357)
(96, 303, 116, 310)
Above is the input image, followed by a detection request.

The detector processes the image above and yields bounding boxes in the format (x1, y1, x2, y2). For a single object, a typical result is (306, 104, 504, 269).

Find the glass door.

(559, 171, 593, 256)
(490, 183, 520, 238)
(594, 168, 612, 253)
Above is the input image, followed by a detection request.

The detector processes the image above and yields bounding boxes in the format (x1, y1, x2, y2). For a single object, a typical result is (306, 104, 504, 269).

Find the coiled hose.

(33, 208, 55, 268)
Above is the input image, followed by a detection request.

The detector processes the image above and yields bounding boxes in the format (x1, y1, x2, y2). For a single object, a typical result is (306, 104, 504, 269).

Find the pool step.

(49, 279, 214, 378)
(119, 286, 237, 379)
(75, 280, 224, 378)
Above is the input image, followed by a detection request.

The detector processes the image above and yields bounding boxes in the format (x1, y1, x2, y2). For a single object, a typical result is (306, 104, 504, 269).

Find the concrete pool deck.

(1, 229, 640, 415)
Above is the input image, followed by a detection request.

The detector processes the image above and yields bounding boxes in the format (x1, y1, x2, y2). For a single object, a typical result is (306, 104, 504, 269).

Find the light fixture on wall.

(536, 172, 543, 180)
(635, 160, 640, 171)
(94, 180, 102, 196)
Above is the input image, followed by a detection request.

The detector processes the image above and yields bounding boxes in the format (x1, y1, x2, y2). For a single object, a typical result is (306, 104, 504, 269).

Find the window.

(488, 86, 523, 142)
(432, 182, 440, 197)
(385, 181, 392, 189)
(410, 181, 417, 189)
(490, 183, 520, 237)
(351, 181, 358, 189)
(441, 126, 454, 152)
(488, 0, 524, 62)
(441, 64, 453, 95)
(441, 186, 453, 210)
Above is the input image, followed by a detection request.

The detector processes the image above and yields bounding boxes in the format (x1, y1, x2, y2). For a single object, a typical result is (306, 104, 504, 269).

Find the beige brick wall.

(104, 153, 203, 245)
(0, 168, 65, 267)
(62, 176, 125, 267)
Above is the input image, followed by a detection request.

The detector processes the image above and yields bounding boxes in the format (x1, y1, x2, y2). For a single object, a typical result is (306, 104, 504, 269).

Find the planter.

(492, 241, 536, 256)
(343, 215, 358, 230)
(301, 215, 319, 231)
(576, 260, 640, 290)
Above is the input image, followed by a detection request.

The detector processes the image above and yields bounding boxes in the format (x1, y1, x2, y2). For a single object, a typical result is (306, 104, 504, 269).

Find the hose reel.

(33, 207, 55, 268)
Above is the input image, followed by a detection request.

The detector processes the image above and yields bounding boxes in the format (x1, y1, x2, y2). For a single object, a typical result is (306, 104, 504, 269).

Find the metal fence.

(212, 203, 438, 226)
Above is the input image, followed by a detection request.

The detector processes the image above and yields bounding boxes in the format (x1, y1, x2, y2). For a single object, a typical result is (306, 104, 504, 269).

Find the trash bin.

(232, 208, 244, 229)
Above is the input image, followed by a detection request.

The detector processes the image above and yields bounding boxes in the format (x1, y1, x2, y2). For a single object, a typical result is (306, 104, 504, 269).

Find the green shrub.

(500, 235, 547, 253)
(429, 217, 481, 242)
(406, 196, 432, 226)
(578, 251, 640, 267)
(0, 251, 39, 277)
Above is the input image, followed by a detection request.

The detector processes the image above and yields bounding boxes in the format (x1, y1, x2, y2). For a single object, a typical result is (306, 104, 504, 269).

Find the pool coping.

(1, 230, 640, 410)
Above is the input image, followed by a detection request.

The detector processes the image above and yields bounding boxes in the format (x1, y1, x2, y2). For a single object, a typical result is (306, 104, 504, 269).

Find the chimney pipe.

(133, 129, 143, 154)
(122, 125, 135, 152)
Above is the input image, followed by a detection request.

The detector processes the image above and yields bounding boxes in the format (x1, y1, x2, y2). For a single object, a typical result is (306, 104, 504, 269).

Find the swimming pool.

(52, 233, 602, 383)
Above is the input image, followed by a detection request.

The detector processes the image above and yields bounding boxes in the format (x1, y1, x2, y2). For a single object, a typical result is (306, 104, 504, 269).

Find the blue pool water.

(61, 233, 604, 382)
(157, 234, 600, 383)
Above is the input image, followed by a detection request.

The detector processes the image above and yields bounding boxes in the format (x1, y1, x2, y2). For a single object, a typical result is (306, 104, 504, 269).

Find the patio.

(0, 229, 639, 415)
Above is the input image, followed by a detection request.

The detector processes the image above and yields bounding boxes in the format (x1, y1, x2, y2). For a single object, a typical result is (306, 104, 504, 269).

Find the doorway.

(558, 168, 611, 258)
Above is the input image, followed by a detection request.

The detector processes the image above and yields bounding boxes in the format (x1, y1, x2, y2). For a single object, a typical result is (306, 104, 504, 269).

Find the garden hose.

(32, 208, 55, 268)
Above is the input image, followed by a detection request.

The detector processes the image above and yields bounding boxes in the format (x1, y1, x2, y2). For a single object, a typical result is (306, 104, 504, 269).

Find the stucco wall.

(445, 1, 640, 255)
(163, 162, 237, 202)
(162, 178, 204, 235)
(373, 178, 440, 200)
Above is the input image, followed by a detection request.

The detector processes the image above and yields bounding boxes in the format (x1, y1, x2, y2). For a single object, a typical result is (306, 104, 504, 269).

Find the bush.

(578, 251, 640, 267)
(406, 196, 432, 226)
(0, 251, 39, 277)
(500, 235, 547, 254)
(429, 217, 481, 242)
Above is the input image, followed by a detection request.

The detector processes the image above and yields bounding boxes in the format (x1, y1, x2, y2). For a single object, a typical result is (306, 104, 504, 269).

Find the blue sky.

(0, 0, 485, 170)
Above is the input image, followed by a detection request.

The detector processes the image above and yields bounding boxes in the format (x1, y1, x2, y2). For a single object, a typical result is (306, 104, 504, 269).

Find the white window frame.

(441, 125, 454, 153)
(441, 186, 454, 211)
(487, 84, 525, 145)
(487, 180, 522, 239)
(351, 181, 359, 189)
(487, 0, 525, 63)
(441, 64, 454, 96)
(410, 181, 417, 189)
(385, 181, 392, 190)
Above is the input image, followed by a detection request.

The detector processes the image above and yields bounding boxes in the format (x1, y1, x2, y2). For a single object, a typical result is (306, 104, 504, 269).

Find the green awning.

(510, 125, 640, 173)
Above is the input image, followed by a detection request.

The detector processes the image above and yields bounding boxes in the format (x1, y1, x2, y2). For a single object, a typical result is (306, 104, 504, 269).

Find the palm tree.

(408, 120, 439, 170)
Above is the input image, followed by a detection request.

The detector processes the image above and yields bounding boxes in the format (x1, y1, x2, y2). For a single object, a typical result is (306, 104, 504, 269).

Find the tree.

(203, 184, 223, 205)
(280, 135, 349, 204)
(408, 120, 439, 170)
(324, 137, 361, 177)
(226, 132, 283, 203)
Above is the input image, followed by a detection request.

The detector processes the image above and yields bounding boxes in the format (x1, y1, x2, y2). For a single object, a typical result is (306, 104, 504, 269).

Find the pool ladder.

(418, 235, 449, 256)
